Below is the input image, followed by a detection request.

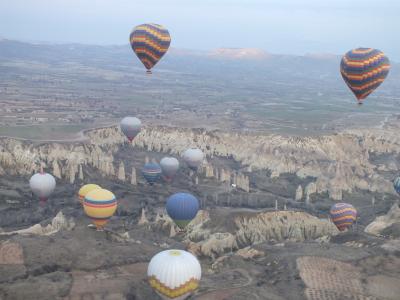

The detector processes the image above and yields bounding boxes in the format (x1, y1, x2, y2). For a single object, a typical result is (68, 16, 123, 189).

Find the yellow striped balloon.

(83, 189, 117, 230)
(78, 184, 101, 204)
(129, 23, 171, 73)
(340, 48, 390, 104)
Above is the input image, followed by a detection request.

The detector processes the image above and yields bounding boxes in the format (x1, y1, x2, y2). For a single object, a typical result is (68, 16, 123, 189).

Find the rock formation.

(295, 185, 303, 201)
(305, 182, 317, 204)
(1, 122, 400, 199)
(234, 211, 338, 247)
(131, 167, 137, 185)
(117, 161, 125, 181)
(180, 210, 338, 258)
(365, 204, 400, 236)
(0, 212, 75, 236)
(138, 209, 149, 226)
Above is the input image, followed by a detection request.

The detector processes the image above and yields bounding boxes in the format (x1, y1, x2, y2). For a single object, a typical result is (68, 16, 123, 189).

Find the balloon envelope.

(394, 177, 400, 195)
(330, 203, 357, 231)
(340, 48, 390, 103)
(182, 148, 204, 171)
(148, 249, 201, 300)
(160, 157, 179, 181)
(29, 172, 56, 202)
(129, 23, 171, 73)
(120, 117, 142, 142)
(142, 162, 162, 185)
(78, 184, 101, 204)
(166, 193, 199, 229)
(83, 189, 117, 230)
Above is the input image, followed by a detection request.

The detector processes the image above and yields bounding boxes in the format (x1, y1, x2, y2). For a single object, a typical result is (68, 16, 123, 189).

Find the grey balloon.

(160, 157, 179, 180)
(182, 148, 204, 170)
(29, 172, 56, 201)
(120, 117, 142, 141)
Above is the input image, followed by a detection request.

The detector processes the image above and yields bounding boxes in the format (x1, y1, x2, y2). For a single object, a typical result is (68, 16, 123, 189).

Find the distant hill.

(208, 48, 270, 60)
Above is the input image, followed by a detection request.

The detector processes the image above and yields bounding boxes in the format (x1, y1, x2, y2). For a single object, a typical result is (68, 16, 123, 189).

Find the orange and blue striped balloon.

(340, 48, 390, 103)
(330, 203, 357, 231)
(129, 23, 171, 73)
(83, 189, 117, 230)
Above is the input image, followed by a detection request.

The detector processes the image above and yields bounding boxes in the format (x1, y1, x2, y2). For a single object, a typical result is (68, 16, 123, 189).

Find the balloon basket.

(39, 198, 47, 207)
(146, 70, 152, 75)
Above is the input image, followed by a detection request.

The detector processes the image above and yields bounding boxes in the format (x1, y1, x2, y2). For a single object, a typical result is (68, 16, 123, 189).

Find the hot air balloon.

(182, 148, 204, 171)
(160, 157, 179, 182)
(394, 177, 400, 195)
(166, 193, 199, 229)
(330, 203, 357, 231)
(83, 188, 117, 230)
(120, 117, 142, 142)
(29, 169, 56, 204)
(129, 23, 171, 74)
(340, 48, 390, 104)
(142, 162, 162, 185)
(78, 184, 101, 204)
(148, 249, 201, 300)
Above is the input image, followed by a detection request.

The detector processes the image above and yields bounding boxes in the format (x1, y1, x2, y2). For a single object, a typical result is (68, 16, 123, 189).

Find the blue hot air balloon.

(166, 193, 199, 229)
(394, 177, 400, 195)
(142, 162, 162, 185)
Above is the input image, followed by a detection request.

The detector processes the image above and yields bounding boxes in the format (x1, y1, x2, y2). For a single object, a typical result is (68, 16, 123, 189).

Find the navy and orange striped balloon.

(129, 23, 171, 73)
(340, 48, 390, 103)
(330, 203, 357, 231)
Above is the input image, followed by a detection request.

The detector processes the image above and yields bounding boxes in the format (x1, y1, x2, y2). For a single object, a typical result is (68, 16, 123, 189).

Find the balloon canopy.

(330, 203, 357, 231)
(340, 48, 390, 103)
(129, 23, 171, 73)
(182, 148, 204, 171)
(160, 157, 179, 182)
(83, 188, 117, 230)
(78, 184, 101, 204)
(166, 193, 199, 229)
(394, 177, 400, 195)
(148, 249, 201, 300)
(29, 171, 56, 203)
(142, 162, 162, 185)
(120, 117, 142, 142)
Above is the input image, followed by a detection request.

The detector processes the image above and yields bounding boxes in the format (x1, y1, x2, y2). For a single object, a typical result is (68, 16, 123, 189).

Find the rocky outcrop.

(137, 209, 148, 226)
(0, 211, 75, 236)
(305, 182, 317, 204)
(117, 161, 125, 181)
(131, 167, 137, 185)
(234, 211, 338, 247)
(1, 122, 400, 198)
(295, 185, 303, 201)
(365, 204, 400, 236)
(180, 210, 338, 258)
(235, 246, 264, 259)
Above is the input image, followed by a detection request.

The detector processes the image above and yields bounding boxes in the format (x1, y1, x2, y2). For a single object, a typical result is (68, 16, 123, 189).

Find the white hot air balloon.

(160, 157, 179, 182)
(29, 169, 56, 204)
(120, 117, 142, 142)
(148, 249, 201, 300)
(182, 148, 204, 171)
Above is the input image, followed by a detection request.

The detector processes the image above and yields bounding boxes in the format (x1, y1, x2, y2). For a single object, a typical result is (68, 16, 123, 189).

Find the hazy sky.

(0, 0, 399, 59)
